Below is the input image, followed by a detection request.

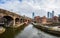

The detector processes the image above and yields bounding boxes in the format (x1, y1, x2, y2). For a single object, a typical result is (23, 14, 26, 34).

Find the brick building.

(41, 16, 47, 24)
(34, 16, 41, 23)
(52, 16, 58, 23)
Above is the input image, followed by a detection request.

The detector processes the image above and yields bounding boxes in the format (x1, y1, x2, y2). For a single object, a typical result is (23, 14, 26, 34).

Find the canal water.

(0, 24, 60, 38)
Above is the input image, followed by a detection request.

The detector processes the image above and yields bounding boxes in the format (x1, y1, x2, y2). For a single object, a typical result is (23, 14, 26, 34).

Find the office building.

(32, 12, 35, 18)
(47, 12, 50, 18)
(47, 11, 54, 18)
(52, 11, 54, 17)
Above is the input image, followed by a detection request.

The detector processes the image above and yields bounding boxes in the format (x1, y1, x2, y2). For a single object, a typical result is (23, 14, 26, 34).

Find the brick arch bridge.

(0, 9, 24, 27)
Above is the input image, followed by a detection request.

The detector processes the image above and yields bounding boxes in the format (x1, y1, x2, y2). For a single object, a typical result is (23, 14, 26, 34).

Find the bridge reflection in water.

(0, 24, 60, 38)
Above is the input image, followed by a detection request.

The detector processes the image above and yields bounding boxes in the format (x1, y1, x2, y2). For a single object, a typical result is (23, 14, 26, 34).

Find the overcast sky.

(0, 0, 60, 18)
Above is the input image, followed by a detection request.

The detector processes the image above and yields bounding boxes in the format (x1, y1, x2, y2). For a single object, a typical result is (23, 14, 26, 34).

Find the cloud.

(19, 0, 22, 2)
(0, 0, 60, 18)
(0, 0, 7, 4)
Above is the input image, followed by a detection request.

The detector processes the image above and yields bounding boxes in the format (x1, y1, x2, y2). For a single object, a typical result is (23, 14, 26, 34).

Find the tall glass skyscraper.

(32, 12, 35, 18)
(52, 11, 54, 17)
(47, 11, 54, 18)
(47, 12, 50, 18)
(50, 13, 52, 18)
(47, 12, 51, 18)
(58, 14, 60, 17)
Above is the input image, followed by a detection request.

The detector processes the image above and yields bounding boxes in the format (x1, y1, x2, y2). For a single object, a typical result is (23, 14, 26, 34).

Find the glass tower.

(32, 12, 35, 18)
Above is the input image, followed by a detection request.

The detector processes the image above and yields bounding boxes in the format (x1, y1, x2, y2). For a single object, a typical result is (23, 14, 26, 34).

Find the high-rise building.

(47, 12, 50, 18)
(58, 14, 60, 17)
(52, 11, 54, 17)
(58, 14, 60, 22)
(50, 13, 52, 18)
(32, 12, 35, 18)
(47, 12, 51, 18)
(47, 11, 54, 18)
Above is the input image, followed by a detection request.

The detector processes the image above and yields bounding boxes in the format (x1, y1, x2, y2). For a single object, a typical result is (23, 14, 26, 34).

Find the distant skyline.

(0, 0, 60, 18)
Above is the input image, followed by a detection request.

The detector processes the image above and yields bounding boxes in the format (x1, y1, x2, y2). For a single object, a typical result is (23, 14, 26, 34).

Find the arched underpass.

(20, 18, 25, 23)
(15, 18, 19, 22)
(2, 16, 13, 27)
(15, 18, 20, 24)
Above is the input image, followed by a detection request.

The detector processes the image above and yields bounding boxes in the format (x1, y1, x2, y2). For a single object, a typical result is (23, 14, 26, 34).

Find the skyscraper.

(47, 12, 51, 18)
(52, 11, 54, 17)
(50, 13, 52, 18)
(58, 14, 60, 22)
(59, 14, 60, 17)
(32, 12, 35, 18)
(47, 12, 50, 18)
(47, 11, 54, 18)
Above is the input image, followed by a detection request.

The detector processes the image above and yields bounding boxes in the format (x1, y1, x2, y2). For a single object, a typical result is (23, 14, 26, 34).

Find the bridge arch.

(3, 16, 13, 21)
(2, 16, 13, 27)
(15, 18, 19, 22)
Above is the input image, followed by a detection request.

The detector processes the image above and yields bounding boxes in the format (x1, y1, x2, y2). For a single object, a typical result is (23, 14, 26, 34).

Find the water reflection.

(0, 24, 60, 38)
(0, 25, 27, 38)
(15, 24, 60, 38)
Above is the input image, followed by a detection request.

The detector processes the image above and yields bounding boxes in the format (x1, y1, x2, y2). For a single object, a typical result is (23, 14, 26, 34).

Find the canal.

(0, 24, 60, 38)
